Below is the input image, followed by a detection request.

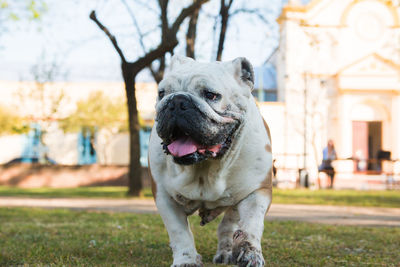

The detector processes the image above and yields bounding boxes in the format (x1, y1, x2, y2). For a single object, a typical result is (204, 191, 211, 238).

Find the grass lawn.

(1, 186, 400, 208)
(0, 186, 152, 199)
(0, 208, 399, 266)
(272, 189, 400, 208)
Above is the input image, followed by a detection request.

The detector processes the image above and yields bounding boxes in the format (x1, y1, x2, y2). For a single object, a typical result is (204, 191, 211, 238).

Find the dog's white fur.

(149, 55, 272, 267)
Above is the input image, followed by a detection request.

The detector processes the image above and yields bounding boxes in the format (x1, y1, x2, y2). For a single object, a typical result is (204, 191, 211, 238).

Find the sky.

(0, 0, 295, 82)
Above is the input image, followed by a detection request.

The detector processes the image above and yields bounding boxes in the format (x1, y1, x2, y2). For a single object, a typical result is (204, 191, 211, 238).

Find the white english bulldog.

(148, 55, 272, 267)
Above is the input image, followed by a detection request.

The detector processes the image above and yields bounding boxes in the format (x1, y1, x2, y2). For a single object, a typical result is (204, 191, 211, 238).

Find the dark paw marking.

(175, 194, 190, 205)
(213, 250, 234, 265)
(199, 208, 212, 226)
(232, 231, 265, 267)
(198, 206, 226, 226)
(174, 194, 201, 215)
(233, 229, 247, 241)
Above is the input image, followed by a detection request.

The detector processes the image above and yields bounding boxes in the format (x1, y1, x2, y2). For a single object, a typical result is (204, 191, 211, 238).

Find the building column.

(339, 95, 353, 158)
(392, 95, 400, 160)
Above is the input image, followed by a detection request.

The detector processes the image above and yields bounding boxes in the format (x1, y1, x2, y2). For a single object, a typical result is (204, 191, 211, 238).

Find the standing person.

(319, 139, 337, 189)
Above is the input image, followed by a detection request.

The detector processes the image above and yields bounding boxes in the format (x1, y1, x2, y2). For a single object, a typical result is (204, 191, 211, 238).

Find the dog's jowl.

(148, 55, 272, 267)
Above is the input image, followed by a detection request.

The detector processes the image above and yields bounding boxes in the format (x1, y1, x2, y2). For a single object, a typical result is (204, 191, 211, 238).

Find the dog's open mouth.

(167, 136, 223, 158)
(162, 127, 234, 164)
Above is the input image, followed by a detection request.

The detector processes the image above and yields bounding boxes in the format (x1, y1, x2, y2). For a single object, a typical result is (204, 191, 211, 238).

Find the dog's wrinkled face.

(155, 56, 254, 165)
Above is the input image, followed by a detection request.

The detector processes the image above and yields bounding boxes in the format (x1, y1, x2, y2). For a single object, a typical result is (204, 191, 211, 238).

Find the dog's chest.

(166, 174, 237, 210)
(172, 192, 234, 216)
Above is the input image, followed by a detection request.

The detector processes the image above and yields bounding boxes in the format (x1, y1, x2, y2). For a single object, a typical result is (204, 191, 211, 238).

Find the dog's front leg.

(213, 207, 239, 264)
(232, 188, 272, 267)
(156, 189, 202, 267)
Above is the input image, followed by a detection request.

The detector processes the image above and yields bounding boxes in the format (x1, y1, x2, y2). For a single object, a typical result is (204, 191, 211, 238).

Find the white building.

(258, 0, 400, 187)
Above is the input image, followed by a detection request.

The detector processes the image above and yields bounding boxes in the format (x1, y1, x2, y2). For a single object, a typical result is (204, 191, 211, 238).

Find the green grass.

(0, 186, 153, 199)
(272, 189, 400, 208)
(1, 186, 400, 208)
(0, 208, 399, 266)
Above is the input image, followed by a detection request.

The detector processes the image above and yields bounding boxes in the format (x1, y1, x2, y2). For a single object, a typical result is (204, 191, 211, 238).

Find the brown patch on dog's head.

(265, 143, 272, 153)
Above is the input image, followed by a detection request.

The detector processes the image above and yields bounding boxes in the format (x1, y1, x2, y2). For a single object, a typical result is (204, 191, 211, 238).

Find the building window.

(252, 89, 278, 102)
(253, 64, 278, 102)
(21, 123, 47, 163)
(140, 127, 152, 167)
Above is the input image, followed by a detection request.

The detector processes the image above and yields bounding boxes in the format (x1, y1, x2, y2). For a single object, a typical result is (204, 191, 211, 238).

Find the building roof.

(254, 64, 277, 90)
(279, 0, 400, 27)
(337, 53, 400, 76)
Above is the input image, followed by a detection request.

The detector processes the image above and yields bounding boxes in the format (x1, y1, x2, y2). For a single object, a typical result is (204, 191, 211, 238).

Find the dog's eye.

(204, 90, 220, 101)
(158, 90, 165, 100)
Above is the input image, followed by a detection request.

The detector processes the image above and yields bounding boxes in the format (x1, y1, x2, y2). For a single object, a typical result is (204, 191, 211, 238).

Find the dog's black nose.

(168, 95, 191, 111)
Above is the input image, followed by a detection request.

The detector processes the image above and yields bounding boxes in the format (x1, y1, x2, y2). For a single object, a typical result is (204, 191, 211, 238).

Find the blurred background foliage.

(59, 91, 128, 135)
(0, 0, 47, 21)
(0, 105, 29, 135)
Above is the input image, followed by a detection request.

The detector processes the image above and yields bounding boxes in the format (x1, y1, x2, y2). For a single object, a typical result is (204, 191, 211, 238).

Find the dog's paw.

(232, 241, 264, 267)
(171, 254, 203, 267)
(232, 230, 265, 267)
(213, 250, 234, 265)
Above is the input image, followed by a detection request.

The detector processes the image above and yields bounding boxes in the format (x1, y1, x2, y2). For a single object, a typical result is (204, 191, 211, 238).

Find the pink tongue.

(167, 137, 199, 157)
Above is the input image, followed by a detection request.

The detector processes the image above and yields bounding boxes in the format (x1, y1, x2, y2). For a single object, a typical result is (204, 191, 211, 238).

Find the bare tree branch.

(149, 55, 165, 83)
(171, 0, 209, 35)
(229, 8, 270, 24)
(158, 56, 166, 78)
(134, 0, 209, 76)
(120, 0, 163, 78)
(158, 0, 169, 42)
(129, 39, 177, 72)
(134, 0, 159, 14)
(186, 2, 201, 59)
(89, 10, 127, 64)
(91, 0, 209, 72)
(216, 0, 234, 61)
(120, 0, 147, 53)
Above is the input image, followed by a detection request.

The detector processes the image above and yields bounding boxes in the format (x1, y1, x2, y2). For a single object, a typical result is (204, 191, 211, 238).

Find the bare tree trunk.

(186, 5, 200, 59)
(123, 64, 142, 195)
(216, 0, 233, 61)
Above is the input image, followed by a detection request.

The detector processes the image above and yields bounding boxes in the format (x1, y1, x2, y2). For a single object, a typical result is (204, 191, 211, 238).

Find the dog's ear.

(170, 55, 195, 71)
(232, 57, 254, 90)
